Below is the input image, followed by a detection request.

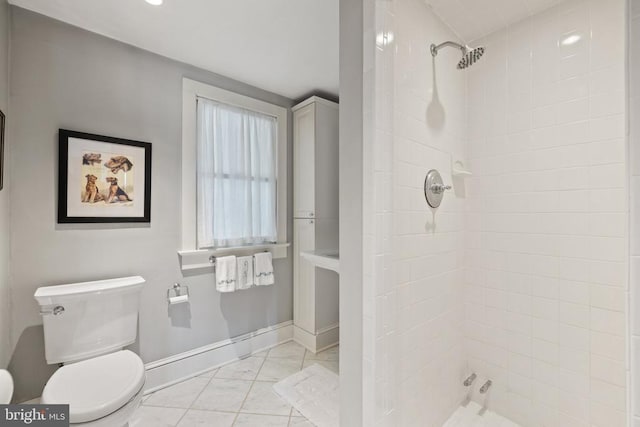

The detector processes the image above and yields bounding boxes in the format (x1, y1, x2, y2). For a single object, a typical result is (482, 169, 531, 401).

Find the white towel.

(236, 256, 255, 290)
(216, 256, 237, 293)
(253, 252, 274, 286)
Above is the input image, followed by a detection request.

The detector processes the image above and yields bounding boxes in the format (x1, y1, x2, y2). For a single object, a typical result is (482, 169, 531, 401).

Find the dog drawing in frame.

(104, 156, 133, 174)
(82, 153, 102, 166)
(105, 177, 132, 203)
(82, 174, 105, 203)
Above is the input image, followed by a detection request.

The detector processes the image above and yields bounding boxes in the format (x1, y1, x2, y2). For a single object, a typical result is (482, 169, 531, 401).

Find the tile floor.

(443, 401, 521, 427)
(131, 341, 338, 427)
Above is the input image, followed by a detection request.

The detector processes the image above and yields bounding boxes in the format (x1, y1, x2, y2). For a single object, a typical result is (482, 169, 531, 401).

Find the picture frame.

(0, 109, 4, 191)
(58, 129, 152, 223)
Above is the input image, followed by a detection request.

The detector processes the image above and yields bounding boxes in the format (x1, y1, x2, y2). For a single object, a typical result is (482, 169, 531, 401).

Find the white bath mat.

(273, 363, 339, 427)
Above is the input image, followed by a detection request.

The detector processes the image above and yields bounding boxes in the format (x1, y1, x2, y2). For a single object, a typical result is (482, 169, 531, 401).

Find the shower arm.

(430, 41, 467, 57)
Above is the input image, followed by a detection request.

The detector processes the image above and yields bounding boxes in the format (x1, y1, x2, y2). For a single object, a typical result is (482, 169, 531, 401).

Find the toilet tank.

(34, 276, 145, 365)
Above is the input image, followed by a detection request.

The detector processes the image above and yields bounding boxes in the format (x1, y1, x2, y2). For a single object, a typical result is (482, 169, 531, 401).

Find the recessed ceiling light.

(561, 34, 581, 46)
(145, 0, 163, 5)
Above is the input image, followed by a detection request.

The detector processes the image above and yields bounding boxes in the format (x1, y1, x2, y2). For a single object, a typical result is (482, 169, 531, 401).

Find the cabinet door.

(293, 104, 316, 218)
(293, 218, 316, 334)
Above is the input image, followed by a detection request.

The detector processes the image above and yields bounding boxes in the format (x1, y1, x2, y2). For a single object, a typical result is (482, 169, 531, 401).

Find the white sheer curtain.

(196, 97, 278, 248)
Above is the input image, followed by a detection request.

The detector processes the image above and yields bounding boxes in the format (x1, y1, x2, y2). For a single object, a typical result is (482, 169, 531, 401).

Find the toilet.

(34, 276, 146, 426)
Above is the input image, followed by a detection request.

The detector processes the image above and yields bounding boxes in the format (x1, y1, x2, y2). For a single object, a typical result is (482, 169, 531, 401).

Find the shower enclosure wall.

(629, 0, 640, 425)
(365, 0, 628, 425)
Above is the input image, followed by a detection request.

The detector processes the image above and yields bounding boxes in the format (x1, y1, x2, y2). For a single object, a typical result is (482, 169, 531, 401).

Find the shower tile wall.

(465, 0, 627, 426)
(630, 0, 640, 424)
(367, 0, 469, 425)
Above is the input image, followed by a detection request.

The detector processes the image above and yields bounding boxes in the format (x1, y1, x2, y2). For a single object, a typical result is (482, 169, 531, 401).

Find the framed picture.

(0, 109, 4, 191)
(58, 129, 152, 223)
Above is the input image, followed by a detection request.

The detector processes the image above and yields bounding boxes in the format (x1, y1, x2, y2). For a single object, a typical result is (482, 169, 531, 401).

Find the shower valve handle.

(430, 183, 452, 194)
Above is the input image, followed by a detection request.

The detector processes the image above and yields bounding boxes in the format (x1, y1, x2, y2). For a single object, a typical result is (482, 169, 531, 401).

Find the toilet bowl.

(34, 276, 146, 427)
(0, 369, 13, 404)
(41, 350, 145, 426)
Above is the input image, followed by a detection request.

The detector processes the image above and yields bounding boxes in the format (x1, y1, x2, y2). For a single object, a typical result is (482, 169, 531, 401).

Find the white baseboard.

(144, 321, 293, 393)
(293, 323, 339, 354)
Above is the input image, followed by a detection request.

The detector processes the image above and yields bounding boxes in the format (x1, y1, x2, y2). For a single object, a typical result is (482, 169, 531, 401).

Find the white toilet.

(34, 276, 146, 426)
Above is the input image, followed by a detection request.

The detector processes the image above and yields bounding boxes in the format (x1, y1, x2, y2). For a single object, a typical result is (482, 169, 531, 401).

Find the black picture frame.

(0, 109, 5, 191)
(58, 129, 152, 223)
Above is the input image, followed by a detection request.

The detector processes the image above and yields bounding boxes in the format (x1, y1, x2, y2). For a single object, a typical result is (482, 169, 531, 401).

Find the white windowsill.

(178, 243, 290, 273)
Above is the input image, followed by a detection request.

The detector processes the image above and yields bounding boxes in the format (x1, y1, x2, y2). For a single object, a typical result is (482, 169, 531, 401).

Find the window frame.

(181, 78, 288, 255)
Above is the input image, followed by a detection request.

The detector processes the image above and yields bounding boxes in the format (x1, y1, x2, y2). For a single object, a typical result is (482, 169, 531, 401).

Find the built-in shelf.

(452, 159, 472, 177)
(452, 168, 472, 176)
(300, 250, 340, 274)
(178, 243, 290, 273)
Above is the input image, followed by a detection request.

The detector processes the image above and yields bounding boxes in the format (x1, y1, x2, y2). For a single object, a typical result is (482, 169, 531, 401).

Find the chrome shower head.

(430, 41, 485, 70)
(457, 46, 485, 69)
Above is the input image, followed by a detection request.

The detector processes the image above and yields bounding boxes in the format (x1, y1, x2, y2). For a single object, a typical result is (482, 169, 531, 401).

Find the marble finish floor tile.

(302, 359, 338, 374)
(129, 406, 186, 427)
(191, 378, 252, 412)
(215, 357, 265, 380)
(257, 358, 304, 381)
(267, 341, 306, 359)
(305, 345, 338, 361)
(289, 417, 315, 426)
(240, 381, 291, 416)
(252, 349, 269, 358)
(136, 340, 322, 426)
(144, 377, 210, 409)
(197, 368, 219, 379)
(233, 414, 290, 426)
(176, 409, 236, 427)
(443, 402, 522, 427)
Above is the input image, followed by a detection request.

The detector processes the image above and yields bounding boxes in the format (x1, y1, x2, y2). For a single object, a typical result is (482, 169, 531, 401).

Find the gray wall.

(339, 0, 366, 424)
(7, 7, 294, 402)
(0, 0, 10, 369)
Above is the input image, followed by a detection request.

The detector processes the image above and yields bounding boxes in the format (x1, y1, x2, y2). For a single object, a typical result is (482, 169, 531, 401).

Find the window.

(196, 98, 277, 248)
(181, 78, 287, 252)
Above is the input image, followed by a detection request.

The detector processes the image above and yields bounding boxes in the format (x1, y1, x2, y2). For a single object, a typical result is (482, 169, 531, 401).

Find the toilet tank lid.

(34, 276, 145, 305)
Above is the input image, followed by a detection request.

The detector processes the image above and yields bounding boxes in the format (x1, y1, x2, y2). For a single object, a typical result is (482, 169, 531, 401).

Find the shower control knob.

(430, 183, 452, 194)
(424, 169, 450, 209)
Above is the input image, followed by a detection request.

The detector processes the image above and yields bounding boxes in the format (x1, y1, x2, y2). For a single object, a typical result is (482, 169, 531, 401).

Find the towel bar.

(209, 251, 270, 271)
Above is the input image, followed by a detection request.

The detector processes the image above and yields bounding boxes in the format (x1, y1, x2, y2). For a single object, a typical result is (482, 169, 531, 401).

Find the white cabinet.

(293, 218, 316, 334)
(293, 104, 316, 219)
(292, 96, 339, 353)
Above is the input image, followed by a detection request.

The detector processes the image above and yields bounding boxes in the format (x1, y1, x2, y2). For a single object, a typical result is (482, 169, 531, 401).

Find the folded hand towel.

(236, 256, 255, 290)
(216, 255, 237, 293)
(254, 252, 274, 286)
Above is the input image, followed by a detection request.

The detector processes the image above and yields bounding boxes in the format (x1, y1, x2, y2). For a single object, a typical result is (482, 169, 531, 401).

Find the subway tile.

(591, 331, 625, 362)
(590, 379, 626, 411)
(558, 391, 589, 421)
(590, 401, 627, 427)
(591, 354, 626, 387)
(590, 284, 625, 311)
(373, 0, 629, 424)
(590, 307, 625, 336)
(632, 257, 640, 335)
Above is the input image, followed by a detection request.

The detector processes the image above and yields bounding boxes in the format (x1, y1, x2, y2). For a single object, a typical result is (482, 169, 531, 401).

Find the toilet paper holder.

(167, 283, 190, 304)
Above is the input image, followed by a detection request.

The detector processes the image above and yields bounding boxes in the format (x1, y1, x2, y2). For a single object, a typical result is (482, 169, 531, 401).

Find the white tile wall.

(369, 0, 469, 425)
(425, 0, 565, 43)
(631, 0, 640, 426)
(369, 0, 628, 425)
(465, 0, 627, 426)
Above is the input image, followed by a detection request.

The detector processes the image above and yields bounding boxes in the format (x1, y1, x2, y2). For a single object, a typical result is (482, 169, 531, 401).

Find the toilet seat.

(41, 350, 145, 424)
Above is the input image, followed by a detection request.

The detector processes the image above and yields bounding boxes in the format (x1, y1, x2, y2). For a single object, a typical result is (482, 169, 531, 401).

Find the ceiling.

(9, 0, 339, 100)
(426, 0, 564, 42)
(8, 0, 564, 99)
